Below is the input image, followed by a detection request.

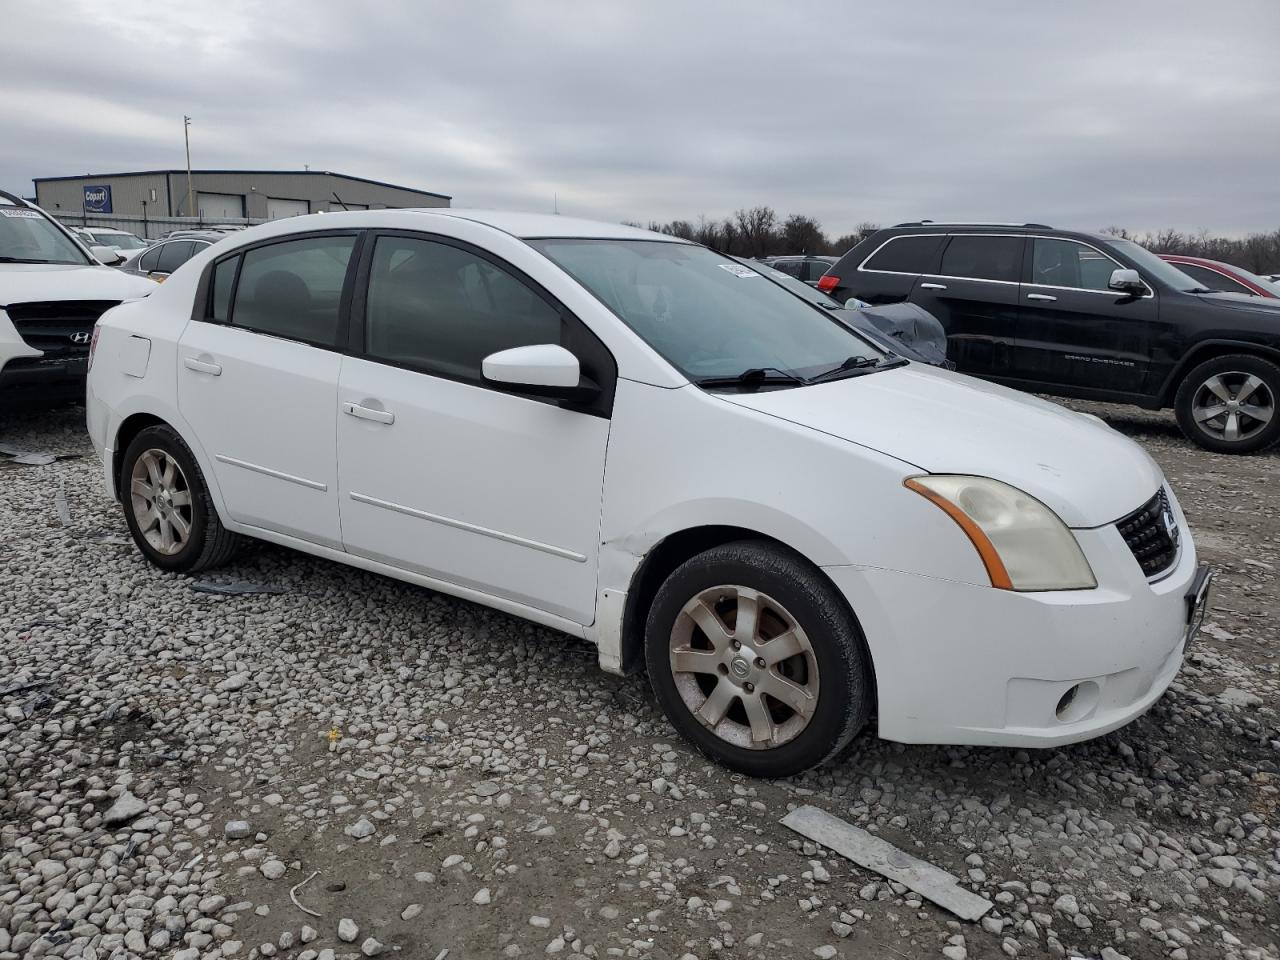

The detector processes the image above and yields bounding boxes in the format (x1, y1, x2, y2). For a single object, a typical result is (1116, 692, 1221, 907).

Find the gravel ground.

(1, 400, 1277, 960)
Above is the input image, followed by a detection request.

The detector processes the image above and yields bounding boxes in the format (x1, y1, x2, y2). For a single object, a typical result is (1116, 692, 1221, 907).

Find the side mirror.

(91, 245, 125, 266)
(1108, 268, 1145, 294)
(481, 344, 599, 400)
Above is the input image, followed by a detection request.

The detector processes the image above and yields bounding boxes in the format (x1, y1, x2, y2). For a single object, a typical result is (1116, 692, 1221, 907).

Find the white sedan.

(85, 210, 1211, 777)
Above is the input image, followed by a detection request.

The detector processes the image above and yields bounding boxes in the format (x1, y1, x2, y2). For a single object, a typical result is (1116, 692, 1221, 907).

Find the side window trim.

(349, 228, 618, 417)
(1023, 235, 1154, 299)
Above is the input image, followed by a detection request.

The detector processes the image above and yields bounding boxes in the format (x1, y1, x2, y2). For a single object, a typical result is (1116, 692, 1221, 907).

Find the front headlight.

(905, 475, 1097, 591)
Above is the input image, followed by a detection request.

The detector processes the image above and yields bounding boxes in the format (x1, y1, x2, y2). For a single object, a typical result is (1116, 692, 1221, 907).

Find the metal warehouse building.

(33, 169, 450, 221)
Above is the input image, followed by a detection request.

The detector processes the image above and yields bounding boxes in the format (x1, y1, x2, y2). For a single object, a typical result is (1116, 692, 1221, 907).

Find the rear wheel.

(645, 540, 872, 777)
(121, 425, 241, 572)
(1174, 354, 1280, 454)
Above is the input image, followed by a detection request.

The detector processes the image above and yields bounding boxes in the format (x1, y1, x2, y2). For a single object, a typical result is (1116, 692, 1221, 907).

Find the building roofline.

(32, 169, 451, 200)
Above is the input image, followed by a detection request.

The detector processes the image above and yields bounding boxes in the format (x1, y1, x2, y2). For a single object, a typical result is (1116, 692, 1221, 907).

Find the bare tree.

(733, 206, 778, 258)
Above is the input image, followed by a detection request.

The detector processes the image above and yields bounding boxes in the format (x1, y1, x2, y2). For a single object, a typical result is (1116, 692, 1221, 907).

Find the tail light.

(816, 274, 840, 293)
(87, 325, 101, 372)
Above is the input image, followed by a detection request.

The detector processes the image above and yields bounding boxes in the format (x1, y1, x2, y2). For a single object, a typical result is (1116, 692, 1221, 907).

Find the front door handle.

(183, 356, 222, 376)
(920, 282, 947, 291)
(1026, 293, 1058, 302)
(343, 402, 395, 425)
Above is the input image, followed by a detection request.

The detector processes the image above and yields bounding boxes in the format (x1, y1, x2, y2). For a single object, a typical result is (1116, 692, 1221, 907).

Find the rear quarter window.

(861, 235, 945, 274)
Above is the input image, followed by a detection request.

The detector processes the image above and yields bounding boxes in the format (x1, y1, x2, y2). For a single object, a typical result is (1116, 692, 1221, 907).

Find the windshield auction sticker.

(717, 263, 759, 278)
(0, 208, 42, 219)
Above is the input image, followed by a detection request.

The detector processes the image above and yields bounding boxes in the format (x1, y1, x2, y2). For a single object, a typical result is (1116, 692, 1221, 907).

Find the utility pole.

(183, 116, 194, 219)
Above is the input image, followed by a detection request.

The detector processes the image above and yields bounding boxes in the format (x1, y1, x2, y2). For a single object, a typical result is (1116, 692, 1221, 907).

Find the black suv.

(819, 223, 1280, 453)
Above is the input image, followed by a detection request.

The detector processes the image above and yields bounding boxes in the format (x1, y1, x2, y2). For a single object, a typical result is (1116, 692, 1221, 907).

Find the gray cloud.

(4, 0, 1278, 237)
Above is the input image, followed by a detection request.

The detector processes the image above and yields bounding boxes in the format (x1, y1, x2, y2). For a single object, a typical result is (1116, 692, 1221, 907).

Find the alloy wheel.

(1191, 372, 1275, 443)
(130, 448, 194, 555)
(668, 585, 819, 750)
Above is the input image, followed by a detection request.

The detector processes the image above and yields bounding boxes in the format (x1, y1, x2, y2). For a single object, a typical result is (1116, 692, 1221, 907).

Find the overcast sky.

(4, 0, 1278, 237)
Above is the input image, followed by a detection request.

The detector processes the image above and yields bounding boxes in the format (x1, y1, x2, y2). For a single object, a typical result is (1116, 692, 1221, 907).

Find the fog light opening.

(1055, 680, 1100, 723)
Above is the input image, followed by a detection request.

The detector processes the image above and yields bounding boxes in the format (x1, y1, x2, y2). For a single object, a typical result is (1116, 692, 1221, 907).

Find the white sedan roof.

(303, 207, 683, 242)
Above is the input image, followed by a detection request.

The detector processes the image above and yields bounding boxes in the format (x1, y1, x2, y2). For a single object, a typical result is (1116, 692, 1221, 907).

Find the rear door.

(177, 231, 360, 548)
(911, 234, 1024, 378)
(1014, 236, 1157, 394)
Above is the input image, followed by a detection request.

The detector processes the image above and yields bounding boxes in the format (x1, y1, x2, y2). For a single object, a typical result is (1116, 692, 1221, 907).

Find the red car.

(1160, 254, 1280, 299)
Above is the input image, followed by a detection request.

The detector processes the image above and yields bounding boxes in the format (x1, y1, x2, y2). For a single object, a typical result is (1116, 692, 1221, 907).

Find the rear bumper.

(826, 504, 1202, 748)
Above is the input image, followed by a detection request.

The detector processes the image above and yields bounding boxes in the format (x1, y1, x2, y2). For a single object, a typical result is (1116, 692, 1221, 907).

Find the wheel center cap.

(729, 657, 751, 679)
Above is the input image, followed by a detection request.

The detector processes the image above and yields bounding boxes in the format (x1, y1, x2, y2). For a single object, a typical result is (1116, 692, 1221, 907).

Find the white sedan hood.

(719, 364, 1163, 528)
(0, 263, 155, 304)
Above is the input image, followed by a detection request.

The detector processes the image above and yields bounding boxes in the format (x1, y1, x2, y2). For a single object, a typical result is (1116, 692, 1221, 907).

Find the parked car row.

(85, 208, 1212, 777)
(816, 222, 1280, 453)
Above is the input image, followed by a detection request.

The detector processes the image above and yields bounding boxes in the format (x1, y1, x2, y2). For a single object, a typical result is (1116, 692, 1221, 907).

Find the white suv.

(1, 194, 155, 400)
(86, 209, 1211, 776)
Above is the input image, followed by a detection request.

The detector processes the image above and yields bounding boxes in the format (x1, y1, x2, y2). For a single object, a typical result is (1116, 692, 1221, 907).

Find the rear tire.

(1174, 354, 1280, 454)
(644, 540, 873, 778)
(120, 424, 241, 572)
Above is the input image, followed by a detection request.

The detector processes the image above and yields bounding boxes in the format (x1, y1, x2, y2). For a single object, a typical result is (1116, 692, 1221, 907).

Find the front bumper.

(826, 509, 1206, 748)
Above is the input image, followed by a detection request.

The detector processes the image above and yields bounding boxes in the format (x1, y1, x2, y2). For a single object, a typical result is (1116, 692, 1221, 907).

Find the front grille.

(5, 300, 117, 362)
(1116, 489, 1179, 579)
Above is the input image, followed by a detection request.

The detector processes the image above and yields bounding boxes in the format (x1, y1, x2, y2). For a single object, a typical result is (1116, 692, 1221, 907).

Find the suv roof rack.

(892, 220, 1053, 229)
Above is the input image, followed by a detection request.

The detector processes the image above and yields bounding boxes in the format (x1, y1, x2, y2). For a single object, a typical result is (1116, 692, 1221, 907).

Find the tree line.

(628, 206, 1280, 274)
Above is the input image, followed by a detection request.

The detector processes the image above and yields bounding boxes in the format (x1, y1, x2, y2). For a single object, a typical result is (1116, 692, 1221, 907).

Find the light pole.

(183, 116, 194, 219)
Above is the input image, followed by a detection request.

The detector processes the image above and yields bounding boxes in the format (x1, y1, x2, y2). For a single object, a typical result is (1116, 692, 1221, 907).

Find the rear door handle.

(1026, 293, 1057, 302)
(920, 282, 947, 291)
(183, 357, 222, 376)
(343, 402, 395, 425)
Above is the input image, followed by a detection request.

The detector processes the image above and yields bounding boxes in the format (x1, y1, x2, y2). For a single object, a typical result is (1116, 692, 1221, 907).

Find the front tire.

(120, 425, 241, 572)
(645, 541, 873, 777)
(1174, 354, 1280, 454)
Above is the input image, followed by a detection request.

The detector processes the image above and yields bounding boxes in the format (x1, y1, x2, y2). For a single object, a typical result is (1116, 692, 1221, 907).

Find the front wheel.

(1174, 354, 1280, 454)
(645, 541, 873, 777)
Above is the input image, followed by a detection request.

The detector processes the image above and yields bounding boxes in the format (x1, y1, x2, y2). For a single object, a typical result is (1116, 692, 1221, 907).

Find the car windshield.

(0, 204, 90, 265)
(91, 232, 148, 250)
(528, 239, 887, 383)
(1108, 239, 1204, 292)
(744, 259, 846, 310)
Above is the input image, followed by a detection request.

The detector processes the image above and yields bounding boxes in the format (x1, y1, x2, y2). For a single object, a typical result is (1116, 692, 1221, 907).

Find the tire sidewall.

(1175, 355, 1280, 454)
(645, 543, 870, 778)
(120, 426, 214, 572)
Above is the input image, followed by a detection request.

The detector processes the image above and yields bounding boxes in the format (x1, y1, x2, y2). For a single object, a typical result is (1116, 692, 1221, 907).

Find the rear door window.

(137, 245, 163, 272)
(861, 235, 945, 274)
(230, 235, 357, 347)
(803, 259, 831, 282)
(155, 241, 195, 274)
(939, 235, 1024, 283)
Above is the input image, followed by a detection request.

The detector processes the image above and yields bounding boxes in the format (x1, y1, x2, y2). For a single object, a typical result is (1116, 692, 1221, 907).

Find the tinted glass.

(156, 241, 195, 274)
(939, 235, 1023, 282)
(1172, 263, 1253, 295)
(529, 239, 885, 381)
(232, 235, 356, 346)
(803, 260, 831, 281)
(771, 259, 804, 278)
(749, 260, 845, 309)
(1031, 238, 1119, 290)
(862, 234, 945, 274)
(137, 246, 162, 272)
(0, 206, 90, 265)
(210, 256, 239, 321)
(365, 236, 562, 380)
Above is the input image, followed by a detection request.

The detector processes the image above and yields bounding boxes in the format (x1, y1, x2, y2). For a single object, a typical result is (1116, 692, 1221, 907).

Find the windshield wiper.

(0, 256, 48, 264)
(806, 354, 907, 384)
(694, 367, 805, 390)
